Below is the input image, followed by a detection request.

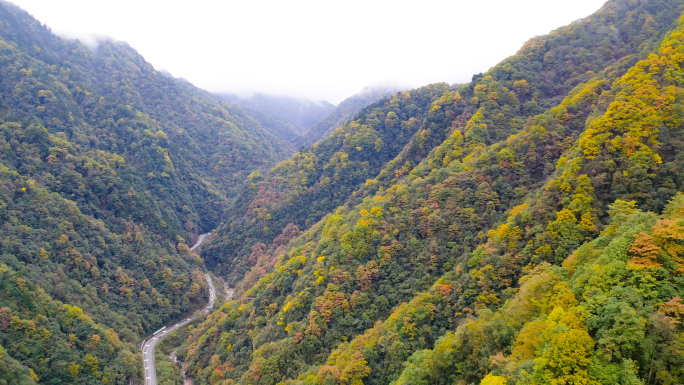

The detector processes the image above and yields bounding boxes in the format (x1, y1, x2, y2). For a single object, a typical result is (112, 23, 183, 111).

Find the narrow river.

(141, 233, 215, 385)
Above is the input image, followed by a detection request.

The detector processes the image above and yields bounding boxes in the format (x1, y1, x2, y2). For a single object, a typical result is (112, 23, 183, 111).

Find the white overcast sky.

(9, 0, 607, 104)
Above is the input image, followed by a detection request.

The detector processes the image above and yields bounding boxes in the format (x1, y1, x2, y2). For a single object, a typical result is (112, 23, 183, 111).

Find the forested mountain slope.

(0, 1, 290, 383)
(180, 1, 684, 384)
(204, 0, 684, 284)
(205, 83, 451, 283)
(297, 85, 403, 148)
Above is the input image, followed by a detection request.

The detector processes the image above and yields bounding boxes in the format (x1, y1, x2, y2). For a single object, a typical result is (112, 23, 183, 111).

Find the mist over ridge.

(8, 0, 608, 104)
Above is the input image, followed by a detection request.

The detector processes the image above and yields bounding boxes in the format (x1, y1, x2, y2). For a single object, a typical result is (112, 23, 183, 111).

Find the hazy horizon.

(8, 0, 608, 104)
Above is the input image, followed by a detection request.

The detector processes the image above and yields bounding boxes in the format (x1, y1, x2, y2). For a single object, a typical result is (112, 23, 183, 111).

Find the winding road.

(142, 233, 215, 385)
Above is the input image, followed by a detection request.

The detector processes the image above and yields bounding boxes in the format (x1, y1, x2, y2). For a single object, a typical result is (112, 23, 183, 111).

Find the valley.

(142, 233, 215, 385)
(2, 0, 684, 384)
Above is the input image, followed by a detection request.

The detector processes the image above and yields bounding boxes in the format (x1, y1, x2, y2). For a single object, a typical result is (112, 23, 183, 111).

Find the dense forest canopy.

(3, 0, 684, 384)
(0, 0, 291, 382)
(180, 1, 684, 385)
(296, 85, 404, 148)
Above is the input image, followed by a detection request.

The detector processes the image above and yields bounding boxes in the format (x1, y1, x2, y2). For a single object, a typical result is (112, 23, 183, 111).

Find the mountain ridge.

(297, 85, 404, 148)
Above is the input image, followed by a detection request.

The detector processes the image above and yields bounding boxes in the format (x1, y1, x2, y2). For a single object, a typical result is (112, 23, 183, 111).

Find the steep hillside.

(180, 1, 684, 384)
(204, 0, 684, 284)
(0, 262, 140, 384)
(0, 343, 38, 385)
(0, 1, 290, 383)
(297, 85, 403, 147)
(205, 83, 451, 283)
